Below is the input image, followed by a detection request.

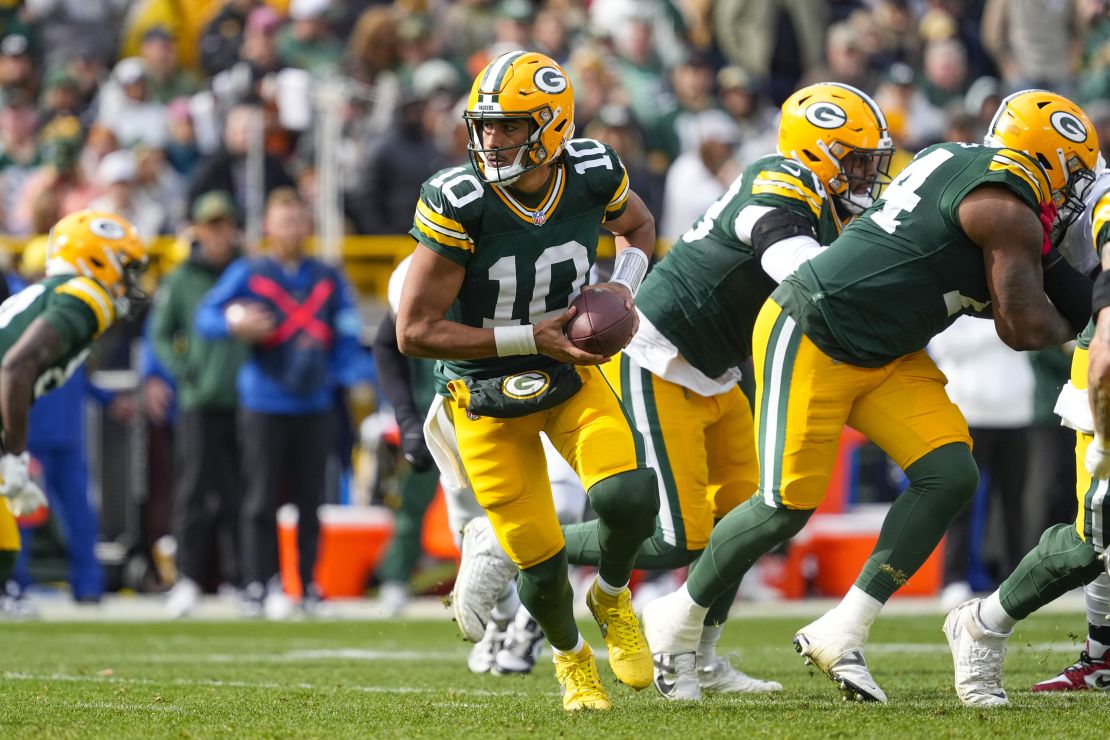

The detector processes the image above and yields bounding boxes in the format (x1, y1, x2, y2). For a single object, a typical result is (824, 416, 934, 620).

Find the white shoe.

(699, 655, 783, 693)
(943, 598, 1010, 707)
(377, 581, 409, 618)
(239, 581, 265, 619)
(264, 583, 294, 621)
(641, 592, 705, 700)
(794, 612, 887, 703)
(494, 607, 545, 675)
(451, 517, 517, 642)
(165, 577, 201, 619)
(467, 621, 505, 674)
(940, 581, 974, 613)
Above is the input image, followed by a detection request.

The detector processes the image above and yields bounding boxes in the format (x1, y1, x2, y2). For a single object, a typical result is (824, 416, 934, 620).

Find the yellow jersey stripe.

(992, 150, 1051, 201)
(988, 161, 1043, 203)
(1092, 193, 1110, 249)
(752, 180, 822, 218)
(756, 170, 823, 205)
(414, 217, 474, 252)
(416, 199, 467, 236)
(56, 277, 114, 334)
(606, 170, 630, 212)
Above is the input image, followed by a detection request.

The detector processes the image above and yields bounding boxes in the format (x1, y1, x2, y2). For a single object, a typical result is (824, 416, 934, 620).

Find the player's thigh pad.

(448, 405, 563, 569)
(0, 498, 19, 551)
(754, 300, 879, 509)
(545, 364, 643, 491)
(705, 384, 760, 521)
(848, 350, 972, 472)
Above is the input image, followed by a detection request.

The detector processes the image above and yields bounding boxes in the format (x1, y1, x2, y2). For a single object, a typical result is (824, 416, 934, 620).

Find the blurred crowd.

(3, 0, 1110, 613)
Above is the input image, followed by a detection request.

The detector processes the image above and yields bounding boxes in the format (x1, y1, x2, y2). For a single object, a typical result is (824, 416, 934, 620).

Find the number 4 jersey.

(408, 138, 629, 391)
(775, 142, 1051, 367)
(0, 274, 116, 406)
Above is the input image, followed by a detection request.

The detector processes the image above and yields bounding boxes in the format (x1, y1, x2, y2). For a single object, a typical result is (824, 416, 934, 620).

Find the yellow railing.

(0, 235, 664, 303)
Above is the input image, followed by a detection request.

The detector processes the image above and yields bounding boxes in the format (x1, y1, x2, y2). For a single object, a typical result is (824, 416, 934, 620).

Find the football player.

(0, 210, 146, 590)
(944, 165, 1110, 703)
(642, 89, 1099, 704)
(454, 82, 896, 700)
(396, 51, 658, 711)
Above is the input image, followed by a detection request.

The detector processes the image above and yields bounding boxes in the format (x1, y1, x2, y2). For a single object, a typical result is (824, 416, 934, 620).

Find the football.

(564, 287, 635, 357)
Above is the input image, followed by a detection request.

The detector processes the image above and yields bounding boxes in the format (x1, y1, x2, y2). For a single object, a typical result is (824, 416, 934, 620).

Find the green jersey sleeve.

(409, 165, 481, 267)
(974, 147, 1052, 213)
(43, 276, 115, 355)
(562, 139, 630, 221)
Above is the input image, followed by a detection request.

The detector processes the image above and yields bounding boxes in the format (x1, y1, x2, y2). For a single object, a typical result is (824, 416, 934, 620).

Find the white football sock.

(697, 623, 723, 664)
(552, 634, 584, 656)
(831, 586, 883, 634)
(595, 575, 627, 596)
(1085, 574, 1110, 628)
(977, 590, 1018, 633)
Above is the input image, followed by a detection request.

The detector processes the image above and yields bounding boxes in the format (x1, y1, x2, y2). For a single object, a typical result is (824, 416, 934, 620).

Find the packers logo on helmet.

(464, 51, 575, 185)
(985, 89, 1101, 234)
(778, 83, 894, 216)
(45, 210, 148, 316)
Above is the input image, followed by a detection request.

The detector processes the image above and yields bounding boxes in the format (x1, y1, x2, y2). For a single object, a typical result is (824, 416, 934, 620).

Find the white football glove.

(0, 451, 30, 497)
(0, 452, 47, 517)
(1086, 435, 1110, 480)
(6, 480, 46, 517)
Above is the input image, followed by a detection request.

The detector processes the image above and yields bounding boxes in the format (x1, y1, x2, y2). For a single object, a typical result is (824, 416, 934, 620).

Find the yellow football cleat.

(553, 641, 612, 711)
(587, 580, 652, 690)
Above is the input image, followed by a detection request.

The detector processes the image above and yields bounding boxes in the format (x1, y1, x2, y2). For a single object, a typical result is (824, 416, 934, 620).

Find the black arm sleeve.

(749, 208, 816, 261)
(372, 312, 422, 430)
(1043, 248, 1095, 333)
(1093, 268, 1110, 320)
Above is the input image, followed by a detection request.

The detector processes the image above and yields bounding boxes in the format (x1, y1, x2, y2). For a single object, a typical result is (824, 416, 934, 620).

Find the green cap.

(192, 190, 236, 223)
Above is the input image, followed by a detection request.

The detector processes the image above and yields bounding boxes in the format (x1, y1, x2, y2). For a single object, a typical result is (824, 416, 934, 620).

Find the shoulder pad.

(748, 155, 829, 218)
(54, 275, 115, 334)
(986, 147, 1052, 206)
(563, 138, 628, 197)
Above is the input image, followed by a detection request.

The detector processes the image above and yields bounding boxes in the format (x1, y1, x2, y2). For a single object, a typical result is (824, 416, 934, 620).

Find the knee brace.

(588, 468, 659, 541)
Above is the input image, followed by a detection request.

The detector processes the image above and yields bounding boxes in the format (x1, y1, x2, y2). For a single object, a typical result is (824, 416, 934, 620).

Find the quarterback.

(643, 89, 1099, 704)
(0, 210, 146, 588)
(396, 51, 658, 711)
(455, 82, 895, 700)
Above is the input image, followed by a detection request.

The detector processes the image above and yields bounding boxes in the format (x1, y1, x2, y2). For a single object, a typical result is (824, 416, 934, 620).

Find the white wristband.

(611, 248, 649, 296)
(494, 324, 538, 357)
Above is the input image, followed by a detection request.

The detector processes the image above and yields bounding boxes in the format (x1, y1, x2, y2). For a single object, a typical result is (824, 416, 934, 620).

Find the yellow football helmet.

(985, 89, 1101, 232)
(778, 82, 894, 214)
(45, 210, 148, 315)
(464, 50, 575, 185)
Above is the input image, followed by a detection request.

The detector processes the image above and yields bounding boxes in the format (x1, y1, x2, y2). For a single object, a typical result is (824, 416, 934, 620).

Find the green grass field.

(0, 612, 1104, 738)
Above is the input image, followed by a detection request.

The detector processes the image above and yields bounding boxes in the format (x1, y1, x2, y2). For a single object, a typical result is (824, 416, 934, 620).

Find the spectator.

(342, 6, 402, 137)
(982, 0, 1081, 93)
(89, 149, 168, 240)
(14, 115, 95, 232)
(0, 33, 35, 102)
(139, 27, 200, 104)
(717, 66, 777, 167)
(278, 0, 344, 79)
(660, 111, 739, 241)
(0, 91, 41, 234)
(210, 5, 285, 110)
(23, 0, 130, 70)
(652, 51, 722, 164)
(95, 57, 169, 149)
(1025, 346, 1078, 546)
(164, 97, 202, 178)
(533, 6, 572, 65)
(186, 103, 295, 226)
(584, 103, 665, 229)
(873, 62, 946, 152)
(151, 191, 248, 619)
(195, 188, 373, 618)
(963, 75, 1003, 142)
(135, 145, 186, 231)
(38, 68, 83, 123)
(200, 0, 260, 77)
(802, 20, 877, 93)
(920, 38, 969, 110)
(350, 88, 442, 235)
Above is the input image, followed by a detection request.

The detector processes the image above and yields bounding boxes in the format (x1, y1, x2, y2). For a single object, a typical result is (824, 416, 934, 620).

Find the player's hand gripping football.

(0, 452, 47, 516)
(533, 307, 608, 365)
(588, 281, 640, 337)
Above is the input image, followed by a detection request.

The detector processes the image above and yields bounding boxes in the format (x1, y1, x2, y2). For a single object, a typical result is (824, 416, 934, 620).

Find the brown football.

(564, 287, 635, 357)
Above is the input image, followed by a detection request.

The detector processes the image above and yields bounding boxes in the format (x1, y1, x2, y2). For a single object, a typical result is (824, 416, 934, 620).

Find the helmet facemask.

(464, 106, 565, 186)
(826, 141, 894, 215)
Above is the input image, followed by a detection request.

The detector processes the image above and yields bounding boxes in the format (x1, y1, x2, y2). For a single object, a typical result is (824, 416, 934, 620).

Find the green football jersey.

(0, 274, 115, 408)
(408, 138, 630, 392)
(775, 142, 1052, 367)
(636, 154, 843, 378)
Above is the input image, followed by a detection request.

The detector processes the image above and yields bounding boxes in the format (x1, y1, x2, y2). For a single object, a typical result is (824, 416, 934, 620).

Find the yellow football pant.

(600, 353, 757, 550)
(0, 497, 20, 550)
(447, 365, 642, 568)
(1072, 347, 1108, 547)
(753, 300, 971, 509)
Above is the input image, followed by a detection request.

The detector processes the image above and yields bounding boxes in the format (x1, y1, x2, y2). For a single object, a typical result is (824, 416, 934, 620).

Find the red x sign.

(247, 275, 334, 349)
